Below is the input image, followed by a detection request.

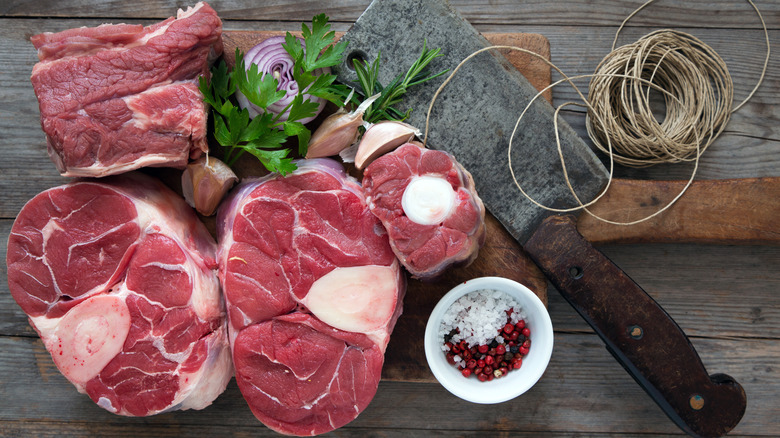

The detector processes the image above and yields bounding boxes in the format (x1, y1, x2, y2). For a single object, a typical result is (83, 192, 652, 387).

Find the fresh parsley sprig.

(198, 14, 347, 175)
(351, 40, 448, 124)
(284, 14, 347, 84)
(199, 52, 297, 174)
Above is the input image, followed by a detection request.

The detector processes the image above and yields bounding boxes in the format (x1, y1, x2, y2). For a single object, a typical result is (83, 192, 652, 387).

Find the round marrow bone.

(302, 264, 400, 346)
(401, 175, 457, 225)
(47, 295, 132, 387)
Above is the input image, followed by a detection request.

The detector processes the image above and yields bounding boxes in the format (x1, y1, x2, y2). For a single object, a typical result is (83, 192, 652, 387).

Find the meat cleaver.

(333, 1, 746, 436)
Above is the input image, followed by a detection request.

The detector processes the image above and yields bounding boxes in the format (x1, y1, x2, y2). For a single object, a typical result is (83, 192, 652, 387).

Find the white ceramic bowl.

(424, 276, 554, 404)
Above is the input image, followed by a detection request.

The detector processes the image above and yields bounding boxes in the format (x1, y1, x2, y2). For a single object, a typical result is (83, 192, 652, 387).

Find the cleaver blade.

(334, 1, 746, 437)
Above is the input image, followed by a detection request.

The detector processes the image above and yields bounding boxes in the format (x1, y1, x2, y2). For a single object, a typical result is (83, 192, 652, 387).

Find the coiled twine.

(586, 29, 733, 167)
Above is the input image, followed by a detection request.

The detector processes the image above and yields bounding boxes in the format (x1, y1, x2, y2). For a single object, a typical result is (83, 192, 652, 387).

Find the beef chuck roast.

(29, 2, 222, 177)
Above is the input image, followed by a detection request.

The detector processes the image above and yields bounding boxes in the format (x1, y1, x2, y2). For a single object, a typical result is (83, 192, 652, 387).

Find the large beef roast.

(218, 159, 405, 436)
(6, 173, 231, 416)
(29, 2, 222, 177)
(362, 143, 486, 279)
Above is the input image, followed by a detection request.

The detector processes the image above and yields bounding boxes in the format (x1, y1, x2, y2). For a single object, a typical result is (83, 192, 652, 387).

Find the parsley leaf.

(283, 121, 311, 156)
(299, 14, 348, 72)
(212, 110, 233, 147)
(234, 52, 286, 109)
(240, 112, 274, 143)
(283, 13, 346, 109)
(286, 95, 322, 127)
(282, 32, 304, 67)
(245, 147, 296, 174)
(247, 129, 288, 152)
(199, 60, 234, 107)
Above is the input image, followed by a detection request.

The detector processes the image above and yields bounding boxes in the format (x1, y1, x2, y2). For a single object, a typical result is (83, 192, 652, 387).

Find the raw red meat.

(29, 2, 223, 177)
(6, 173, 231, 416)
(362, 143, 486, 279)
(218, 159, 405, 436)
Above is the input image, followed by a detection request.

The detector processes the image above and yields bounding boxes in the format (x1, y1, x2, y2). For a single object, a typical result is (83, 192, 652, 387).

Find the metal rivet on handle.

(628, 325, 643, 339)
(689, 394, 705, 410)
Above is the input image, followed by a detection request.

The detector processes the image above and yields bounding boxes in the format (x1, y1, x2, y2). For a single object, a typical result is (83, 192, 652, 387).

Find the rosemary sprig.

(351, 40, 448, 124)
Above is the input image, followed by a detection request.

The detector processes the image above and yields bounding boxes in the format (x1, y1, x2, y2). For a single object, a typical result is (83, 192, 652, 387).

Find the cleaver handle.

(524, 215, 746, 438)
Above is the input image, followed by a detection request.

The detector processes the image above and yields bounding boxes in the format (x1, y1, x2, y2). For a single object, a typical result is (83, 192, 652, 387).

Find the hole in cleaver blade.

(334, 0, 609, 244)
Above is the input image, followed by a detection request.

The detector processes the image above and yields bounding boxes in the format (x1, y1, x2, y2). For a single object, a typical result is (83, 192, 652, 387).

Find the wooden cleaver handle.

(524, 215, 746, 438)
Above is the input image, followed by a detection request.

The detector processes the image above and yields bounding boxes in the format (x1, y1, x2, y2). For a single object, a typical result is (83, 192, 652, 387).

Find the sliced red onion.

(236, 35, 327, 124)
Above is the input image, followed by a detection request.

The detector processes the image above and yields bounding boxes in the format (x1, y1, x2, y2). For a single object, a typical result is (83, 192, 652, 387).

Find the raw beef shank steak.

(218, 159, 405, 436)
(29, 2, 222, 177)
(5, 173, 231, 416)
(363, 143, 486, 279)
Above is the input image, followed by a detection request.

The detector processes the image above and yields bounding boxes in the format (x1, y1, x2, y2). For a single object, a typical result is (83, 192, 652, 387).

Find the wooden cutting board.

(217, 31, 779, 382)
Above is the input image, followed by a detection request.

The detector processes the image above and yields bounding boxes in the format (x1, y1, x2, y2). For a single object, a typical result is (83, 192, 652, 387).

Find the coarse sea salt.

(438, 288, 526, 351)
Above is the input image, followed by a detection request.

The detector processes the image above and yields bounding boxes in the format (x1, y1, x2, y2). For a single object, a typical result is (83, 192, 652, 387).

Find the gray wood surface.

(1, 0, 778, 436)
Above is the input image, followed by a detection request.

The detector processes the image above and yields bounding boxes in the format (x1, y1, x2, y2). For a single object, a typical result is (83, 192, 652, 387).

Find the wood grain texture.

(578, 177, 780, 244)
(546, 243, 780, 339)
(0, 423, 697, 438)
(1, 0, 779, 436)
(2, 0, 779, 28)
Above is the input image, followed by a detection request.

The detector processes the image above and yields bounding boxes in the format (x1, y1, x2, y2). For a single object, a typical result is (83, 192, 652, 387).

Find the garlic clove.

(305, 110, 363, 159)
(305, 92, 381, 159)
(181, 156, 238, 216)
(354, 121, 421, 169)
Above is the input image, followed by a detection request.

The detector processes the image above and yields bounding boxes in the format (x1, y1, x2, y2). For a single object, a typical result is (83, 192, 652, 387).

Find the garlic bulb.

(354, 121, 421, 169)
(181, 156, 238, 216)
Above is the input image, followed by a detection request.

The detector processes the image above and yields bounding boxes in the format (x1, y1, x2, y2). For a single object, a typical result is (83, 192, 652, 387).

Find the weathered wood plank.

(476, 24, 780, 181)
(1, 0, 778, 29)
(0, 421, 700, 438)
(0, 334, 776, 435)
(578, 178, 780, 245)
(0, 220, 37, 337)
(0, 18, 69, 219)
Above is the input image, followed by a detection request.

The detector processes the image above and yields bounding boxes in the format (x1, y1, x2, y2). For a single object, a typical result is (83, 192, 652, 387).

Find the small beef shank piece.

(362, 143, 486, 279)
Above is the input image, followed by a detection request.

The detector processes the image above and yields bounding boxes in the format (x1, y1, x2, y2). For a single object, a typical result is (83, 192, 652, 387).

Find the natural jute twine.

(587, 29, 733, 168)
(423, 0, 770, 226)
